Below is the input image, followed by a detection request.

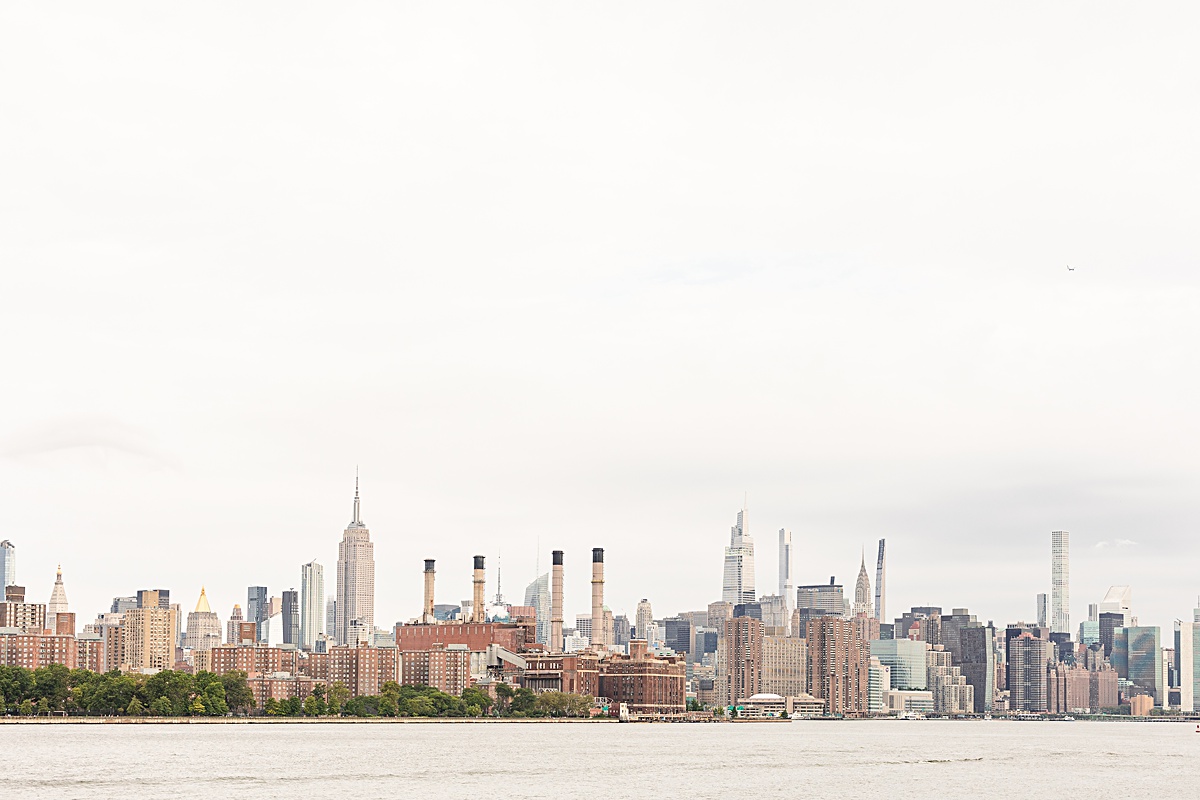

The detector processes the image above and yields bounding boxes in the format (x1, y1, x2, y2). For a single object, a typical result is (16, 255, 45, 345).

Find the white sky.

(2, 3, 1198, 635)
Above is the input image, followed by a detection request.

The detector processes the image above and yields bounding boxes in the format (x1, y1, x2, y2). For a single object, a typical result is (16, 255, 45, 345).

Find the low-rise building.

(400, 643, 471, 695)
(599, 639, 686, 718)
(0, 629, 77, 669)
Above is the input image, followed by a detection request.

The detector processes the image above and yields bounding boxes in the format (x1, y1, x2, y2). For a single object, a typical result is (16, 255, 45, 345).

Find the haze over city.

(3, 3, 1199, 635)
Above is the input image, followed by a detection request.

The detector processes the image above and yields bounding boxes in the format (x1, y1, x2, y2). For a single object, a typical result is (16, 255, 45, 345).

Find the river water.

(3, 720, 1194, 799)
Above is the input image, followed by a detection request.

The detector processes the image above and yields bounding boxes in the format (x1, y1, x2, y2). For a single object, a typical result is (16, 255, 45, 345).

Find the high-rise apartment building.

(299, 561, 324, 651)
(807, 617, 868, 716)
(0, 586, 45, 633)
(336, 477, 375, 645)
(721, 508, 756, 605)
(853, 552, 872, 618)
(281, 589, 300, 646)
(1008, 632, 1052, 712)
(778, 529, 794, 616)
(247, 586, 268, 643)
(46, 565, 69, 633)
(523, 573, 550, 647)
(1036, 593, 1049, 629)
(1051, 531, 1069, 635)
(0, 540, 14, 590)
(874, 539, 886, 622)
(722, 615, 764, 705)
(762, 634, 806, 697)
(120, 590, 178, 672)
(325, 596, 336, 638)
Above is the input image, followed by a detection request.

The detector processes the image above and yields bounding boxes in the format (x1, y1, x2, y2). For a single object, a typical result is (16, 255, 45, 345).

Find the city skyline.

(0, 495, 1190, 646)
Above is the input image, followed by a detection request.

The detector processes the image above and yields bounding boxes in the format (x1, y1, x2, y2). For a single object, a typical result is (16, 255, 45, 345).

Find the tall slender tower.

(1051, 531, 1069, 635)
(550, 550, 564, 652)
(422, 560, 437, 624)
(853, 550, 872, 618)
(0, 540, 15, 589)
(874, 540, 886, 622)
(47, 565, 69, 631)
(299, 560, 324, 650)
(721, 507, 756, 605)
(778, 529, 794, 614)
(590, 548, 609, 648)
(335, 475, 375, 644)
(472, 556, 486, 623)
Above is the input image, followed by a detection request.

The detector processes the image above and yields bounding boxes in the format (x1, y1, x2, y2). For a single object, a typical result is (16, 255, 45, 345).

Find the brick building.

(303, 645, 398, 697)
(247, 673, 320, 711)
(200, 643, 300, 677)
(395, 622, 530, 654)
(598, 640, 686, 717)
(522, 652, 601, 696)
(0, 630, 77, 670)
(400, 643, 471, 695)
(807, 616, 868, 716)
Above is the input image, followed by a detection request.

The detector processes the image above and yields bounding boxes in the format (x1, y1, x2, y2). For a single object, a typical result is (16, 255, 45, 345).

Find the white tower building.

(778, 529, 794, 615)
(1051, 531, 1069, 635)
(721, 507, 756, 605)
(47, 565, 69, 631)
(300, 560, 325, 650)
(335, 476, 375, 645)
(636, 598, 654, 643)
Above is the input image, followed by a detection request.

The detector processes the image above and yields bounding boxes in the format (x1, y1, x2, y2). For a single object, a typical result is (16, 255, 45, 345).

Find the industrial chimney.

(550, 550, 564, 652)
(590, 548, 606, 649)
(472, 555, 486, 623)
(422, 559, 436, 624)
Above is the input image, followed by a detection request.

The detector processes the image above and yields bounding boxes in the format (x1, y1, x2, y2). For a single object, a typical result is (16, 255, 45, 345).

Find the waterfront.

(4, 721, 1194, 799)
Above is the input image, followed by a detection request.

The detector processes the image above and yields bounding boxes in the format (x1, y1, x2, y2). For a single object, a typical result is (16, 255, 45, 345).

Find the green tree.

(36, 697, 51, 716)
(461, 687, 494, 715)
(510, 687, 538, 716)
(33, 664, 71, 711)
(145, 671, 194, 716)
(189, 697, 206, 715)
(220, 671, 254, 715)
(126, 697, 144, 716)
(303, 695, 322, 717)
(327, 682, 350, 716)
(465, 703, 482, 717)
(19, 699, 34, 716)
(150, 696, 173, 717)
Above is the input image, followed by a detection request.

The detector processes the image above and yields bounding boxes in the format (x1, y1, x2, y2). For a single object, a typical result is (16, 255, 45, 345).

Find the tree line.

(0, 664, 594, 719)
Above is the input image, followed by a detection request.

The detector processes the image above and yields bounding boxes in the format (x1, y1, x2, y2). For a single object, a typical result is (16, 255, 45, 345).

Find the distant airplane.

(1067, 265, 1074, 271)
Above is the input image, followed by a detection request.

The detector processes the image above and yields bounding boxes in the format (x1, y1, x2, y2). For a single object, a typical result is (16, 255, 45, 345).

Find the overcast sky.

(2, 4, 1198, 636)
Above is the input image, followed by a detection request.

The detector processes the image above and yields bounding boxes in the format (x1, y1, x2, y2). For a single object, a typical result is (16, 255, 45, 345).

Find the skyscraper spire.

(351, 469, 362, 526)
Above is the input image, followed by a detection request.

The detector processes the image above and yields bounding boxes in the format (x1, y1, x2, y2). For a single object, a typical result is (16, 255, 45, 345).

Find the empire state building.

(335, 477, 375, 645)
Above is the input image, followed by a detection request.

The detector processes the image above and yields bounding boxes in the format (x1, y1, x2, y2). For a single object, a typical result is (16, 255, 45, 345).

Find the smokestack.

(422, 560, 436, 624)
(550, 550, 564, 652)
(590, 548, 606, 649)
(472, 555, 486, 623)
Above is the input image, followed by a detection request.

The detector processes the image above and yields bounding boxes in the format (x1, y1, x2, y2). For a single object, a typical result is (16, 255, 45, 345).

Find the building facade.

(336, 479, 375, 645)
(300, 561, 324, 651)
(1051, 531, 1069, 635)
(808, 617, 868, 716)
(721, 508, 756, 605)
(761, 635, 807, 697)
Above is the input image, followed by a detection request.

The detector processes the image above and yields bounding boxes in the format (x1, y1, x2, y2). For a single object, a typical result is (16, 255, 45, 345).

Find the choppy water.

(4, 720, 1195, 799)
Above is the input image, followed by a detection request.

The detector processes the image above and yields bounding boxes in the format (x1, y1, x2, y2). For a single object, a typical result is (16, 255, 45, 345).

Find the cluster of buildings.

(1, 496, 1197, 720)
